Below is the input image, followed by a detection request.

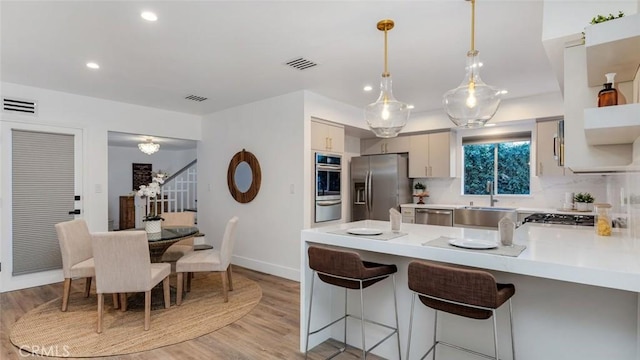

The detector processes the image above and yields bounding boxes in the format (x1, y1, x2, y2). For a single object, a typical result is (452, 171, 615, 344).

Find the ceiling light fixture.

(138, 138, 160, 155)
(141, 11, 158, 22)
(364, 19, 410, 138)
(443, 0, 503, 128)
(86, 62, 100, 69)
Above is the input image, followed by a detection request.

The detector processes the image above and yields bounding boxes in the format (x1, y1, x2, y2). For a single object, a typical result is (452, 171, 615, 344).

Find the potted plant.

(574, 192, 595, 212)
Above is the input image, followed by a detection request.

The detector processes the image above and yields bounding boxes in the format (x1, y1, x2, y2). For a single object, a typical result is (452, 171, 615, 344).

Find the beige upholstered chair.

(55, 219, 95, 312)
(161, 211, 196, 262)
(92, 231, 171, 333)
(176, 216, 239, 305)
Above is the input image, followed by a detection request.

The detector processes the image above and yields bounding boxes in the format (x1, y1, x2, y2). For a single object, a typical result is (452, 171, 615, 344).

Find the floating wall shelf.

(584, 103, 640, 145)
(585, 13, 640, 87)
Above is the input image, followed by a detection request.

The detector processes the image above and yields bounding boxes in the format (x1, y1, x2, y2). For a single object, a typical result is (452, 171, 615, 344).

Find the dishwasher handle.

(416, 209, 452, 215)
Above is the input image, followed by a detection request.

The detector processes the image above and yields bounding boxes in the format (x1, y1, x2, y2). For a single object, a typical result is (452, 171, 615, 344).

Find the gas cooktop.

(523, 213, 595, 227)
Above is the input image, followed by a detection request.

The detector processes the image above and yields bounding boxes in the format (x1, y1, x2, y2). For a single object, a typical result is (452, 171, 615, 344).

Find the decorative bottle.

(597, 73, 618, 107)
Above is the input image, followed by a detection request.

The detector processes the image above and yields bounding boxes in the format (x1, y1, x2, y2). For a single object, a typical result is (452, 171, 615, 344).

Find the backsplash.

(414, 174, 640, 239)
(413, 176, 606, 209)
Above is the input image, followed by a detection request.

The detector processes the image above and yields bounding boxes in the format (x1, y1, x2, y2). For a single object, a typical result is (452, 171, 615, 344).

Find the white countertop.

(301, 220, 640, 293)
(400, 203, 594, 215)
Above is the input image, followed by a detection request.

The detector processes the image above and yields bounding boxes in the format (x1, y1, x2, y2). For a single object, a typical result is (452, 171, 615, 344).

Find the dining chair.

(175, 216, 239, 305)
(92, 231, 171, 333)
(54, 219, 96, 312)
(161, 211, 196, 262)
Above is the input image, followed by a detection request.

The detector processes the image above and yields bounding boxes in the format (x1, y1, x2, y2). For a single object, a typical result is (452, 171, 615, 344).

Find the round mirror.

(227, 149, 261, 203)
(234, 161, 253, 193)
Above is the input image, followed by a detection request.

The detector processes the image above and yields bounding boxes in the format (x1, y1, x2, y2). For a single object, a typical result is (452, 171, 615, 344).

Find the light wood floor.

(1, 266, 383, 359)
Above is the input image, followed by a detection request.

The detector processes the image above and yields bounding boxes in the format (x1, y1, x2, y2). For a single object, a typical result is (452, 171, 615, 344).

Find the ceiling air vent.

(285, 57, 318, 71)
(185, 95, 208, 102)
(3, 97, 37, 116)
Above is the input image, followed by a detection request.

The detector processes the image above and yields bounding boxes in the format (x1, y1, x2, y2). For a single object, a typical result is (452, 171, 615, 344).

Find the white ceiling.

(1, 0, 561, 120)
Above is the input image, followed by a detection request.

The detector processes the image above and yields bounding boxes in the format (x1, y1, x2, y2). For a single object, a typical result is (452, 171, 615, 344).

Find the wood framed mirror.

(227, 149, 261, 203)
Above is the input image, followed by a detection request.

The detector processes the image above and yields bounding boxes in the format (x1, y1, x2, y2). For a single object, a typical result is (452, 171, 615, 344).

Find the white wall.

(107, 145, 197, 230)
(0, 82, 201, 291)
(199, 91, 305, 281)
(198, 90, 364, 282)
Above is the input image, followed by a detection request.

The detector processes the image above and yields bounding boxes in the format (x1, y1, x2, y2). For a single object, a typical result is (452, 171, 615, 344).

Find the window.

(462, 132, 531, 195)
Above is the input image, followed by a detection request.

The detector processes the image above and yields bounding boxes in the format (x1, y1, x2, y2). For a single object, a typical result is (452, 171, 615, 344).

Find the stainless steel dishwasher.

(415, 208, 453, 226)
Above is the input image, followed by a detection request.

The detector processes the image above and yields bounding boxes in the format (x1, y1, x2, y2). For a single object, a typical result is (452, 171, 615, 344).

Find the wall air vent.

(3, 97, 37, 116)
(285, 57, 318, 71)
(185, 95, 208, 102)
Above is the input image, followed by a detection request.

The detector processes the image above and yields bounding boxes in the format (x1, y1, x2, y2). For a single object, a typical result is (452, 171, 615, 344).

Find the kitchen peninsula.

(300, 220, 640, 360)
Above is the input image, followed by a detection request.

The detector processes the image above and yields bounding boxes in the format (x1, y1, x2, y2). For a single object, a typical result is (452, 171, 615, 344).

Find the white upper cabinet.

(408, 132, 454, 178)
(536, 120, 566, 176)
(360, 136, 410, 155)
(311, 119, 344, 154)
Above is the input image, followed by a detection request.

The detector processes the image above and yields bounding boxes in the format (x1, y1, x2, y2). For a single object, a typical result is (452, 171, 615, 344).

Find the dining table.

(145, 225, 199, 262)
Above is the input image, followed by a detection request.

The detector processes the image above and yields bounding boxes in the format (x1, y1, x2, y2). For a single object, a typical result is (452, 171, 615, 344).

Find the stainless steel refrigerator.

(351, 153, 411, 221)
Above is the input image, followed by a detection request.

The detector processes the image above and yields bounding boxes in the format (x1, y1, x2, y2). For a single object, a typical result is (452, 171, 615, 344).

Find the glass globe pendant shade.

(365, 75, 410, 138)
(443, 50, 502, 128)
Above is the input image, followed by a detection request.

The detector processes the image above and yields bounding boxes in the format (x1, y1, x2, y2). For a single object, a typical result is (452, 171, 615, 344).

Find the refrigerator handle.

(367, 170, 373, 214)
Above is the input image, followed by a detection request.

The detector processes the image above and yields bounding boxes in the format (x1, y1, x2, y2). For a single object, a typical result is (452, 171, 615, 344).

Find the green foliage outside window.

(463, 141, 530, 195)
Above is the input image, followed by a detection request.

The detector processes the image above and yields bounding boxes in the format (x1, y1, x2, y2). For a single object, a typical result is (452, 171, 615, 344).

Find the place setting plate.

(347, 228, 384, 236)
(448, 238, 498, 250)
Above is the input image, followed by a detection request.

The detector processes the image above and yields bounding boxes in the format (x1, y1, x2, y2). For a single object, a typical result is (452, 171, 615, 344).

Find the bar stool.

(406, 260, 516, 360)
(305, 246, 401, 359)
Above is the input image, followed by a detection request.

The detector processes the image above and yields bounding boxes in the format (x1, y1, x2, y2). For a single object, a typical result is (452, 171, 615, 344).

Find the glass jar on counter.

(594, 203, 612, 236)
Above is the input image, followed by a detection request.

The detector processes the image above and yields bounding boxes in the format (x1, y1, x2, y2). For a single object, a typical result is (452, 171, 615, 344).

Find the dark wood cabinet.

(119, 196, 135, 230)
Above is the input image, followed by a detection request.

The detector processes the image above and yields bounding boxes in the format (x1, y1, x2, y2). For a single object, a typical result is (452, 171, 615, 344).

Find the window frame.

(456, 122, 535, 198)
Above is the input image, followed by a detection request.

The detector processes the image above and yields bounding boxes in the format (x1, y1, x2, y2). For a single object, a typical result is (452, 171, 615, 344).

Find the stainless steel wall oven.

(315, 153, 342, 222)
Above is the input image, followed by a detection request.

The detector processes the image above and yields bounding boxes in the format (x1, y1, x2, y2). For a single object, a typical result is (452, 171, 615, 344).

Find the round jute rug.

(10, 273, 262, 357)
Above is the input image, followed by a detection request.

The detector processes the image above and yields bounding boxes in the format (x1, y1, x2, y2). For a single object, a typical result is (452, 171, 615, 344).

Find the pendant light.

(443, 0, 502, 128)
(365, 19, 410, 138)
(138, 138, 160, 155)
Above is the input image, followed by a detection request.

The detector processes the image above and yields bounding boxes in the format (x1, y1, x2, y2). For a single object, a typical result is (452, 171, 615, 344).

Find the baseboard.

(231, 255, 300, 282)
(1, 269, 63, 293)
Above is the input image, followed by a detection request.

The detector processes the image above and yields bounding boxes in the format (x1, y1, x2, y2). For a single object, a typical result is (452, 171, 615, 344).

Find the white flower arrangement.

(137, 171, 169, 220)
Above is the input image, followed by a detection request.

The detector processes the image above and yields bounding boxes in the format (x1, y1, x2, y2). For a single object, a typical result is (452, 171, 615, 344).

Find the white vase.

(145, 220, 162, 234)
(575, 202, 589, 212)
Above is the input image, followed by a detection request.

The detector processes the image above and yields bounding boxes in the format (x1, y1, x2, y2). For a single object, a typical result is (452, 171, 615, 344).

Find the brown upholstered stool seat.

(309, 246, 397, 289)
(406, 260, 517, 360)
(305, 246, 401, 359)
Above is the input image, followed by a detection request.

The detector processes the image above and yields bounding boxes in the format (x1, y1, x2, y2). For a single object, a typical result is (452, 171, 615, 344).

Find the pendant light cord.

(470, 0, 475, 52)
(383, 28, 389, 77)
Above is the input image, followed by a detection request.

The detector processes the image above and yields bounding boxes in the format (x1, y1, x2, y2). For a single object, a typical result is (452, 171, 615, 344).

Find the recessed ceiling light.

(484, 123, 497, 127)
(407, 105, 415, 109)
(86, 62, 100, 69)
(363, 85, 373, 92)
(141, 11, 158, 22)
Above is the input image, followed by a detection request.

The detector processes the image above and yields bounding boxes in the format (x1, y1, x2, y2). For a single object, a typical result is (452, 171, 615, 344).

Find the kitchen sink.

(454, 207, 517, 229)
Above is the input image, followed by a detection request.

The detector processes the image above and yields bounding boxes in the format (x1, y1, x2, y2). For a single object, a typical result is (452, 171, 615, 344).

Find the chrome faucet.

(486, 181, 498, 207)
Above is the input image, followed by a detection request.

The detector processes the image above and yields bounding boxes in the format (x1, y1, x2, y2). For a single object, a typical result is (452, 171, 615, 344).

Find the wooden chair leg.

(220, 271, 229, 303)
(163, 277, 170, 309)
(84, 277, 92, 297)
(112, 293, 120, 309)
(176, 272, 184, 306)
(97, 293, 104, 333)
(144, 290, 151, 331)
(61, 278, 71, 311)
(227, 265, 233, 291)
(186, 272, 192, 292)
(120, 293, 128, 312)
